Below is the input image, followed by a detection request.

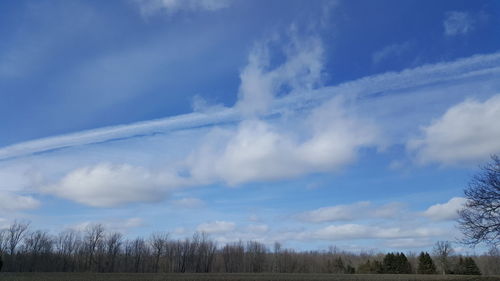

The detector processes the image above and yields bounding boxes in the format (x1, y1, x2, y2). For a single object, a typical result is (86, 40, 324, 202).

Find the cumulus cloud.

(135, 0, 231, 17)
(179, 34, 380, 186)
(297, 201, 404, 223)
(0, 192, 40, 211)
(43, 163, 182, 207)
(408, 95, 500, 165)
(422, 197, 467, 221)
(444, 11, 474, 36)
(197, 220, 235, 234)
(188, 97, 379, 185)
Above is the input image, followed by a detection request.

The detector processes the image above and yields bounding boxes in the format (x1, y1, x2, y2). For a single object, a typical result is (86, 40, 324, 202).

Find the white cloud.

(372, 41, 412, 65)
(1, 37, 500, 208)
(298, 202, 371, 222)
(188, 97, 379, 186)
(423, 197, 467, 221)
(312, 224, 446, 241)
(237, 34, 323, 116)
(384, 238, 434, 249)
(444, 11, 474, 36)
(69, 217, 145, 233)
(172, 197, 205, 208)
(197, 220, 235, 234)
(43, 163, 182, 207)
(0, 192, 40, 211)
(297, 201, 405, 223)
(408, 95, 500, 165)
(135, 0, 231, 17)
(1, 51, 499, 161)
(245, 224, 269, 233)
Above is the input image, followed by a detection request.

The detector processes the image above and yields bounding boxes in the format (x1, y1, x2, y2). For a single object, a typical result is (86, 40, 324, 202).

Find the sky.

(1, 0, 500, 253)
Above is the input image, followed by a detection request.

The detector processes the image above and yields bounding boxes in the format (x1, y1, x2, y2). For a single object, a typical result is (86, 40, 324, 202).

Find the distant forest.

(0, 221, 499, 275)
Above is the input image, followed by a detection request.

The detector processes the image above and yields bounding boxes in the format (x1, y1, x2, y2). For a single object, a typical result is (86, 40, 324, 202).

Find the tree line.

(0, 221, 496, 274)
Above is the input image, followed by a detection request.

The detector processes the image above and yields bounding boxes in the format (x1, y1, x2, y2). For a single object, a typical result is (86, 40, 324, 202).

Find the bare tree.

(458, 155, 500, 246)
(0, 229, 7, 255)
(55, 230, 80, 272)
(22, 230, 53, 272)
(104, 232, 122, 272)
(149, 232, 168, 273)
(433, 241, 454, 275)
(7, 221, 30, 255)
(222, 241, 244, 273)
(82, 224, 105, 271)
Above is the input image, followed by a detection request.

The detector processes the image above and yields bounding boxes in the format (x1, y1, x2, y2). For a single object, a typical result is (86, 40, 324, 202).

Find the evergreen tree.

(357, 260, 372, 273)
(344, 264, 355, 274)
(358, 259, 383, 274)
(383, 253, 397, 273)
(382, 252, 412, 274)
(397, 253, 412, 274)
(417, 252, 437, 274)
(454, 257, 466, 274)
(372, 260, 384, 273)
(463, 257, 481, 275)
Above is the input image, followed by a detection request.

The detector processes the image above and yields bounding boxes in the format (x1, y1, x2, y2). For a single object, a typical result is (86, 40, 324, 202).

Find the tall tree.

(433, 241, 453, 275)
(417, 252, 436, 274)
(458, 155, 500, 246)
(463, 257, 481, 275)
(149, 232, 168, 273)
(7, 221, 30, 256)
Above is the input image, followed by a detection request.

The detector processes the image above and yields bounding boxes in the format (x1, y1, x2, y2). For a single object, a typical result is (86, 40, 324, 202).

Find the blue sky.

(1, 0, 500, 253)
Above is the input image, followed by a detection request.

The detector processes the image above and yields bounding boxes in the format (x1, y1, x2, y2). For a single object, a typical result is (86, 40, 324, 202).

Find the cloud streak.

(135, 0, 231, 17)
(297, 201, 405, 223)
(1, 51, 500, 162)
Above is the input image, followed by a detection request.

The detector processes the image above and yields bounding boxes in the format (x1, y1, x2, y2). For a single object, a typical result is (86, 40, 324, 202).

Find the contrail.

(1, 51, 500, 161)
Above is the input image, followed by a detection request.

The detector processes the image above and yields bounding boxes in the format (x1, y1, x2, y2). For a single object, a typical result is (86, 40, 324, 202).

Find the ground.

(1, 273, 499, 281)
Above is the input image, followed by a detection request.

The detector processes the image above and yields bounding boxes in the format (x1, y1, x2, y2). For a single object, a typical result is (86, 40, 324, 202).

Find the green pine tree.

(454, 257, 465, 274)
(344, 264, 355, 274)
(417, 252, 437, 274)
(372, 260, 384, 273)
(397, 253, 412, 274)
(357, 260, 372, 274)
(383, 253, 397, 273)
(463, 257, 481, 275)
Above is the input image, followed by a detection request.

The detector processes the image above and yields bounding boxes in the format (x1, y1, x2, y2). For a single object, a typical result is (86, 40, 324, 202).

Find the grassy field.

(1, 273, 499, 281)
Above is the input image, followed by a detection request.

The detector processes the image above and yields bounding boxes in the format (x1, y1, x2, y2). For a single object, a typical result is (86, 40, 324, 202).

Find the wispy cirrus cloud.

(443, 11, 474, 36)
(296, 201, 405, 223)
(134, 0, 231, 17)
(372, 41, 412, 65)
(197, 220, 236, 234)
